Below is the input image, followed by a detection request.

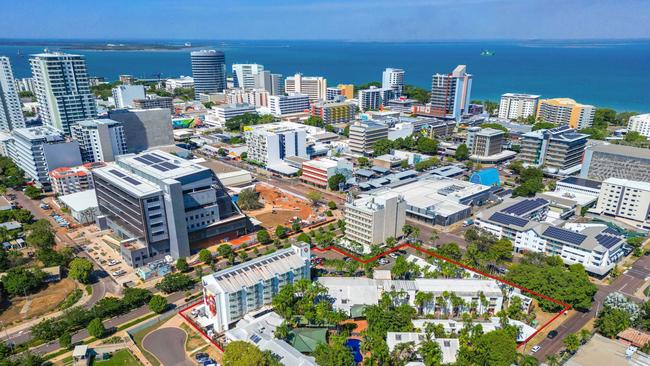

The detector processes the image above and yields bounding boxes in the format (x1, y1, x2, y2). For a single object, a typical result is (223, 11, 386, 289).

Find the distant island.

(0, 40, 199, 51)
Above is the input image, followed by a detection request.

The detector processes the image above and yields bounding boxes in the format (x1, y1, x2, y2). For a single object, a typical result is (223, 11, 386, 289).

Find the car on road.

(112, 269, 126, 277)
(547, 330, 559, 339)
(388, 253, 399, 259)
(107, 259, 120, 266)
(531, 345, 541, 353)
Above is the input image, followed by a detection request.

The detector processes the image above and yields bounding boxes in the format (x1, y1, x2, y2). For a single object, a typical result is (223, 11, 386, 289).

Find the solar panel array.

(109, 168, 142, 186)
(489, 212, 529, 228)
(132, 153, 180, 173)
(542, 226, 587, 245)
(502, 198, 548, 216)
(595, 233, 621, 249)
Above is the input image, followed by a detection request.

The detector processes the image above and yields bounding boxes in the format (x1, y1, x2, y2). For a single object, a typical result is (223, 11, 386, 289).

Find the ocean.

(1, 40, 648, 112)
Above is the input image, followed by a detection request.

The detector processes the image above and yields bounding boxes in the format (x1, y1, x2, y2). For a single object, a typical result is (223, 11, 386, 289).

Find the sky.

(2, 0, 649, 41)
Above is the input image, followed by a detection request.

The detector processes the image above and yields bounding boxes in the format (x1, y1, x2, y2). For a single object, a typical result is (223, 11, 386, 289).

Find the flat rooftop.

(117, 150, 208, 181)
(93, 165, 161, 198)
(590, 143, 650, 159)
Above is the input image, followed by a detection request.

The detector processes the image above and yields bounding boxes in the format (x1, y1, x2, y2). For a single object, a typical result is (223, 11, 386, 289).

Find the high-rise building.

(596, 178, 650, 230)
(253, 71, 283, 96)
(14, 77, 35, 93)
(349, 121, 389, 155)
(244, 122, 308, 166)
(627, 114, 650, 138)
(430, 65, 472, 121)
(344, 191, 406, 253)
(536, 98, 595, 129)
(580, 144, 650, 182)
(112, 84, 146, 109)
(358, 86, 394, 111)
(108, 108, 174, 153)
(519, 125, 588, 172)
(71, 119, 127, 163)
(0, 57, 25, 131)
(311, 101, 356, 125)
(232, 64, 264, 89)
(498, 93, 540, 120)
(284, 73, 327, 102)
(30, 52, 97, 135)
(382, 68, 405, 96)
(93, 150, 251, 267)
(337, 84, 354, 100)
(191, 50, 226, 96)
(268, 93, 310, 117)
(326, 87, 343, 101)
(466, 127, 504, 157)
(4, 126, 82, 189)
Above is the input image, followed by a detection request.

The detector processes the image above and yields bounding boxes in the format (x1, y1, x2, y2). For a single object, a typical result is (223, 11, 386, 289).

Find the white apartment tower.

(344, 191, 406, 253)
(382, 68, 405, 96)
(498, 93, 540, 120)
(596, 178, 650, 229)
(0, 57, 26, 131)
(244, 122, 308, 166)
(232, 64, 264, 89)
(284, 73, 327, 102)
(627, 114, 650, 138)
(30, 52, 97, 135)
(71, 119, 128, 163)
(112, 84, 146, 109)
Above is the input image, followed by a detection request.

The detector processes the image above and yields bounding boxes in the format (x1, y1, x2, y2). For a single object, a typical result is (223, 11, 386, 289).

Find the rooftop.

(117, 150, 208, 181)
(589, 143, 650, 159)
(603, 177, 650, 192)
(558, 176, 602, 190)
(93, 165, 162, 198)
(59, 189, 99, 212)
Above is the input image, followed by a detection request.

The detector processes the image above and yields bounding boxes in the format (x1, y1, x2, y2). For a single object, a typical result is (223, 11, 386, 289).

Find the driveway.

(143, 327, 194, 366)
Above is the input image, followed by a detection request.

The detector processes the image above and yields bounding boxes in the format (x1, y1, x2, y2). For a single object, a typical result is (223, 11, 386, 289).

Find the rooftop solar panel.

(489, 212, 529, 228)
(503, 198, 548, 216)
(143, 154, 163, 163)
(543, 226, 587, 245)
(122, 176, 142, 186)
(134, 156, 152, 165)
(110, 169, 125, 178)
(160, 162, 178, 170)
(151, 165, 169, 172)
(595, 234, 621, 249)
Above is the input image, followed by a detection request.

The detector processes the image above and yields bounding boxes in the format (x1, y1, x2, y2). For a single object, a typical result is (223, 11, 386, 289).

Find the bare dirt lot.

(0, 278, 77, 326)
(247, 184, 317, 229)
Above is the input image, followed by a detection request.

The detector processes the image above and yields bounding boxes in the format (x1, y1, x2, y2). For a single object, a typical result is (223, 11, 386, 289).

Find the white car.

(531, 345, 541, 353)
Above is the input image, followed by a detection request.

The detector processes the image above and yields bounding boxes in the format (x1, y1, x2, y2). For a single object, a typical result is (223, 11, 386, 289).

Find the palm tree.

(391, 341, 416, 365)
(415, 292, 434, 315)
(429, 229, 439, 244)
(546, 355, 560, 366)
(435, 296, 446, 315)
(579, 329, 591, 344)
(419, 333, 443, 366)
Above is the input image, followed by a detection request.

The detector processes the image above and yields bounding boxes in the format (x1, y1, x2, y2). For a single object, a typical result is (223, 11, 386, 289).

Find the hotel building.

(498, 93, 540, 120)
(244, 122, 308, 167)
(536, 98, 595, 129)
(310, 101, 356, 124)
(112, 84, 145, 109)
(596, 178, 650, 230)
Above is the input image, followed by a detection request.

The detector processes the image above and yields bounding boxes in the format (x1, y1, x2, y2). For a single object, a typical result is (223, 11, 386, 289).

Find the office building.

(5, 126, 82, 188)
(596, 178, 650, 230)
(30, 52, 97, 135)
(382, 68, 405, 96)
(225, 88, 269, 108)
(284, 73, 327, 102)
(244, 122, 308, 170)
(232, 64, 264, 89)
(358, 86, 393, 111)
(209, 104, 256, 125)
(253, 71, 283, 95)
(164, 76, 194, 92)
(191, 50, 227, 95)
(14, 77, 35, 93)
(0, 57, 25, 131)
(627, 114, 650, 138)
(94, 150, 251, 267)
(310, 101, 356, 125)
(344, 191, 406, 252)
(112, 84, 146, 109)
(519, 125, 588, 173)
(268, 93, 310, 117)
(536, 98, 595, 129)
(466, 127, 504, 157)
(201, 243, 311, 332)
(48, 162, 104, 195)
(349, 121, 389, 155)
(301, 157, 353, 188)
(429, 65, 472, 121)
(386, 97, 417, 113)
(132, 96, 174, 113)
(71, 119, 127, 162)
(580, 144, 650, 182)
(108, 108, 174, 153)
(498, 93, 540, 120)
(326, 87, 343, 101)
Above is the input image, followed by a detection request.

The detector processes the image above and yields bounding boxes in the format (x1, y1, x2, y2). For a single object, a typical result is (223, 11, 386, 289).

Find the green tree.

(58, 331, 72, 349)
(328, 173, 346, 191)
(357, 157, 370, 167)
(372, 139, 393, 156)
(257, 230, 271, 244)
(327, 201, 338, 210)
(625, 131, 647, 143)
(468, 329, 517, 366)
(419, 334, 443, 366)
(593, 108, 616, 129)
(437, 242, 462, 261)
(26, 219, 55, 250)
(87, 318, 106, 339)
(148, 295, 168, 314)
(68, 258, 94, 284)
(563, 332, 581, 353)
(306, 191, 322, 206)
(24, 185, 42, 200)
(305, 115, 325, 127)
(417, 137, 438, 154)
(0, 267, 45, 296)
(155, 273, 194, 294)
(275, 225, 287, 238)
(455, 143, 470, 161)
(223, 340, 267, 366)
(296, 232, 311, 244)
(175, 257, 189, 272)
(532, 122, 556, 131)
(596, 308, 631, 338)
(198, 249, 213, 264)
(314, 335, 355, 366)
(237, 188, 264, 210)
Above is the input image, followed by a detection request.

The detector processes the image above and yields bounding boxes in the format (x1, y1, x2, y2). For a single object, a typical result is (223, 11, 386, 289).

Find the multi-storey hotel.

(201, 243, 311, 332)
(244, 122, 308, 168)
(71, 119, 127, 163)
(536, 98, 595, 129)
(498, 93, 540, 120)
(132, 96, 174, 113)
(382, 68, 405, 96)
(112, 84, 145, 109)
(428, 65, 472, 121)
(519, 125, 588, 173)
(191, 50, 227, 95)
(268, 93, 310, 117)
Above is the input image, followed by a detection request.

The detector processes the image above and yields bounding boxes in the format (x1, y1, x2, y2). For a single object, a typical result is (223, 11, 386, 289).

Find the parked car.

(547, 330, 559, 339)
(531, 345, 541, 353)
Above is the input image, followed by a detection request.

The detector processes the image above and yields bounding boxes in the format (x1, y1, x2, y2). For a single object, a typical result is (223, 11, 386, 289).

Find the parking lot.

(80, 231, 139, 285)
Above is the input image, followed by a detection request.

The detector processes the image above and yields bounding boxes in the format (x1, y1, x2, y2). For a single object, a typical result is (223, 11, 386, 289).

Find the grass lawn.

(93, 349, 141, 365)
(180, 323, 206, 351)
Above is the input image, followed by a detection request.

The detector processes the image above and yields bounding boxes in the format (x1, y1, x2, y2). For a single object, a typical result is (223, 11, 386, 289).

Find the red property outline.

(179, 242, 571, 353)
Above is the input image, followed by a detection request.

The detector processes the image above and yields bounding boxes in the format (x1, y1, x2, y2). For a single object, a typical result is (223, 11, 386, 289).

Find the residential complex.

(30, 52, 97, 135)
(71, 119, 127, 162)
(627, 113, 650, 138)
(0, 57, 25, 131)
(358, 86, 393, 111)
(326, 87, 342, 101)
(310, 101, 356, 124)
(344, 191, 406, 252)
(382, 68, 405, 96)
(232, 63, 264, 89)
(244, 122, 308, 170)
(112, 84, 145, 109)
(201, 243, 311, 332)
(337, 84, 354, 99)
(348, 121, 389, 154)
(301, 157, 353, 188)
(107, 108, 174, 153)
(93, 150, 251, 267)
(536, 98, 595, 129)
(580, 144, 650, 182)
(132, 96, 174, 113)
(49, 162, 104, 195)
(284, 73, 327, 102)
(498, 93, 540, 120)
(429, 65, 472, 121)
(191, 50, 227, 95)
(596, 178, 650, 230)
(268, 93, 310, 117)
(519, 125, 588, 173)
(225, 88, 270, 108)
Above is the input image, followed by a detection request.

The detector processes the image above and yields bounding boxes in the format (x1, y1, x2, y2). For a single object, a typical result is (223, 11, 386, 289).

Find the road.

(533, 254, 650, 361)
(143, 327, 194, 366)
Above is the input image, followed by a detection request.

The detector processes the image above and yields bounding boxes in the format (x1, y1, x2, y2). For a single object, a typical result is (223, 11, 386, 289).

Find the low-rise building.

(268, 93, 310, 117)
(201, 243, 311, 332)
(310, 101, 356, 125)
(209, 104, 256, 125)
(225, 88, 270, 108)
(58, 189, 100, 224)
(165, 76, 194, 92)
(344, 191, 406, 252)
(49, 162, 105, 195)
(386, 333, 459, 364)
(301, 157, 352, 188)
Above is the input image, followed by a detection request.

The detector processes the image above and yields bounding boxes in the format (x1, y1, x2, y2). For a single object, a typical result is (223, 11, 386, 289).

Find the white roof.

(603, 177, 650, 192)
(93, 165, 161, 197)
(117, 150, 208, 181)
(59, 189, 99, 212)
(414, 278, 502, 296)
(411, 317, 535, 342)
(386, 333, 459, 364)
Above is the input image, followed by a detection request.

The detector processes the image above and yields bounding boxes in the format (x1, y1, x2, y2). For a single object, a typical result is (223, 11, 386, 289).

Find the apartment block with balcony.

(498, 93, 540, 120)
(536, 98, 595, 129)
(519, 125, 587, 173)
(49, 162, 105, 195)
(310, 101, 356, 124)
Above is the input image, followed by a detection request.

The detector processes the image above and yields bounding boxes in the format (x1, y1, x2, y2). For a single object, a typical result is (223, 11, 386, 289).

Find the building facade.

(107, 108, 174, 153)
(358, 86, 393, 111)
(596, 178, 650, 230)
(382, 68, 405, 96)
(627, 114, 650, 138)
(112, 84, 146, 109)
(132, 96, 174, 113)
(268, 93, 310, 117)
(232, 64, 264, 89)
(536, 98, 595, 129)
(429, 65, 472, 121)
(0, 57, 26, 131)
(48, 162, 104, 195)
(30, 52, 97, 135)
(498, 93, 540, 120)
(165, 76, 194, 92)
(349, 121, 389, 155)
(466, 127, 504, 157)
(225, 88, 269, 108)
(210, 104, 256, 125)
(580, 144, 650, 182)
(244, 122, 308, 166)
(519, 125, 588, 172)
(284, 73, 327, 102)
(191, 50, 227, 95)
(310, 101, 356, 125)
(344, 191, 406, 251)
(253, 71, 283, 96)
(71, 119, 127, 162)
(301, 157, 353, 188)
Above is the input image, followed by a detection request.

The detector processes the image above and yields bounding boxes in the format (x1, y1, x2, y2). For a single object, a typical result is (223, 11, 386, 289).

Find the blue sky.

(3, 0, 649, 41)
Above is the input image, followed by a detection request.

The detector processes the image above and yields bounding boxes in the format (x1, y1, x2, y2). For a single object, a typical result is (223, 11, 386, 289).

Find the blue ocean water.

(1, 40, 648, 112)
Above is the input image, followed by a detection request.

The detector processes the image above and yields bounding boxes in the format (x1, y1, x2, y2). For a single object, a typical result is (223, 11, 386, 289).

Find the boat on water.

(480, 49, 495, 56)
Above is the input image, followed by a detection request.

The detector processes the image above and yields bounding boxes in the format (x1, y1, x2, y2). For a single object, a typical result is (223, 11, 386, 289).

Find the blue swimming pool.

(345, 338, 363, 364)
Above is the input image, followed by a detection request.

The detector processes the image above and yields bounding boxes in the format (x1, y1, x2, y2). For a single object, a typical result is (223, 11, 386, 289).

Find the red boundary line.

(179, 242, 571, 352)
